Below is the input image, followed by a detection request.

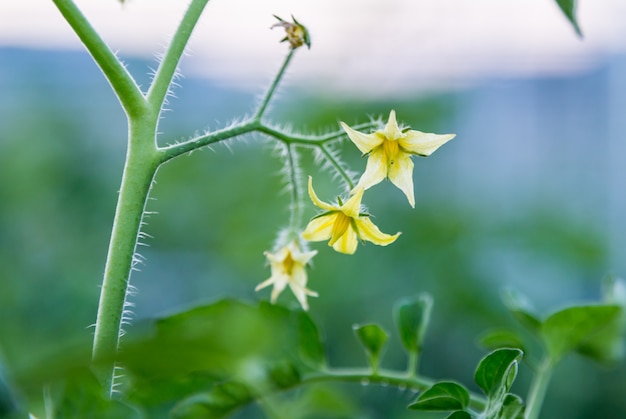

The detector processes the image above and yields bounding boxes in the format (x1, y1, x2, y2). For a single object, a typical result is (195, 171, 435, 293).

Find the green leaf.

(578, 278, 626, 363)
(498, 393, 525, 419)
(170, 381, 252, 419)
(474, 348, 523, 397)
(501, 289, 541, 333)
(267, 361, 301, 390)
(408, 381, 470, 411)
(301, 385, 358, 417)
(393, 294, 433, 354)
(446, 411, 473, 419)
(50, 368, 141, 419)
(478, 329, 525, 353)
(541, 304, 621, 362)
(118, 300, 318, 407)
(353, 323, 388, 372)
(555, 0, 582, 36)
(295, 310, 326, 369)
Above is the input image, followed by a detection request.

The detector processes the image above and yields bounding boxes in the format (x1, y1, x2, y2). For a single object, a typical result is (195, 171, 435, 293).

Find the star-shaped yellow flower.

(302, 177, 400, 255)
(340, 110, 455, 208)
(255, 241, 318, 311)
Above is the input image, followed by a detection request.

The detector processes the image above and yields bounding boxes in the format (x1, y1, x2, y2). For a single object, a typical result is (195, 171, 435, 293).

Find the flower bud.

(272, 15, 311, 50)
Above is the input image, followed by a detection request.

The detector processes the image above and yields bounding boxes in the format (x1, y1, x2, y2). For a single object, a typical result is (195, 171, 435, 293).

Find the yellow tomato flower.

(255, 241, 318, 311)
(302, 177, 400, 255)
(340, 110, 455, 208)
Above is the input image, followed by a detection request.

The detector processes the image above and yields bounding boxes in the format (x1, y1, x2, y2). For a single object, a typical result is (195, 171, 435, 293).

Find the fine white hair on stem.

(110, 364, 127, 397)
(312, 141, 358, 191)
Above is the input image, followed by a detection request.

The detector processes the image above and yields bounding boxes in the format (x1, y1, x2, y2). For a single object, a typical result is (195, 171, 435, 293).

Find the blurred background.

(1, 0, 626, 417)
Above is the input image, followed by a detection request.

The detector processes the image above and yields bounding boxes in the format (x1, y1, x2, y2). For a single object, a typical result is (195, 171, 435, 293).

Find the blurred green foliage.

(0, 48, 624, 417)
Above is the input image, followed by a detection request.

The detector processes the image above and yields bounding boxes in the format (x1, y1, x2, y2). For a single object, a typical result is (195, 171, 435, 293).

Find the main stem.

(525, 359, 554, 419)
(92, 118, 159, 393)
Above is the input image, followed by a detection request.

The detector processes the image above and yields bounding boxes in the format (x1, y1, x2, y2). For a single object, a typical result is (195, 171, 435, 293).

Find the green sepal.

(407, 381, 470, 411)
(310, 210, 335, 221)
(393, 294, 433, 355)
(353, 323, 388, 373)
(555, 0, 582, 36)
(474, 348, 523, 397)
(291, 15, 311, 49)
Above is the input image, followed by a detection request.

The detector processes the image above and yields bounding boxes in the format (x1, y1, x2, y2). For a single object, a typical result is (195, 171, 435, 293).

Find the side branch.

(52, 0, 147, 117)
(158, 120, 380, 165)
(318, 144, 355, 190)
(302, 368, 487, 411)
(253, 49, 295, 120)
(157, 120, 259, 163)
(257, 121, 379, 145)
(147, 0, 211, 110)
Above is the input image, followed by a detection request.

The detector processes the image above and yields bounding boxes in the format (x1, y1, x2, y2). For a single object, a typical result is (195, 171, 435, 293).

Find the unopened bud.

(272, 15, 311, 50)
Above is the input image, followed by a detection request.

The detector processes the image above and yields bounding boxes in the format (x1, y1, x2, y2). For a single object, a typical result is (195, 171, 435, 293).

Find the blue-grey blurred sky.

(1, 0, 626, 94)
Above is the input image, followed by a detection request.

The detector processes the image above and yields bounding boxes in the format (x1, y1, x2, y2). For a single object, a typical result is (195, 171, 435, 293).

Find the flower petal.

(269, 274, 289, 303)
(355, 217, 401, 246)
(255, 276, 276, 291)
(329, 213, 351, 246)
(290, 285, 310, 310)
(289, 267, 315, 310)
(354, 147, 388, 192)
(291, 249, 318, 265)
(399, 131, 455, 156)
(302, 213, 337, 242)
(388, 152, 415, 207)
(265, 248, 288, 264)
(340, 186, 364, 219)
(331, 223, 359, 254)
(307, 176, 336, 211)
(340, 121, 383, 154)
(383, 110, 403, 140)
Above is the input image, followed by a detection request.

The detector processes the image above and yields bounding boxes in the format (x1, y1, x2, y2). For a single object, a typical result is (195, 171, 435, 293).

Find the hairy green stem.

(92, 119, 160, 392)
(254, 49, 296, 120)
(302, 368, 487, 411)
(55, 0, 213, 394)
(525, 359, 554, 419)
(148, 0, 211, 110)
(52, 0, 146, 117)
(286, 144, 303, 232)
(318, 145, 355, 190)
(256, 121, 379, 145)
(158, 120, 259, 163)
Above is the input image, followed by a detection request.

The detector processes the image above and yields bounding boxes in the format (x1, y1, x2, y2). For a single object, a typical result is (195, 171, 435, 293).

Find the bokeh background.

(1, 0, 626, 417)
